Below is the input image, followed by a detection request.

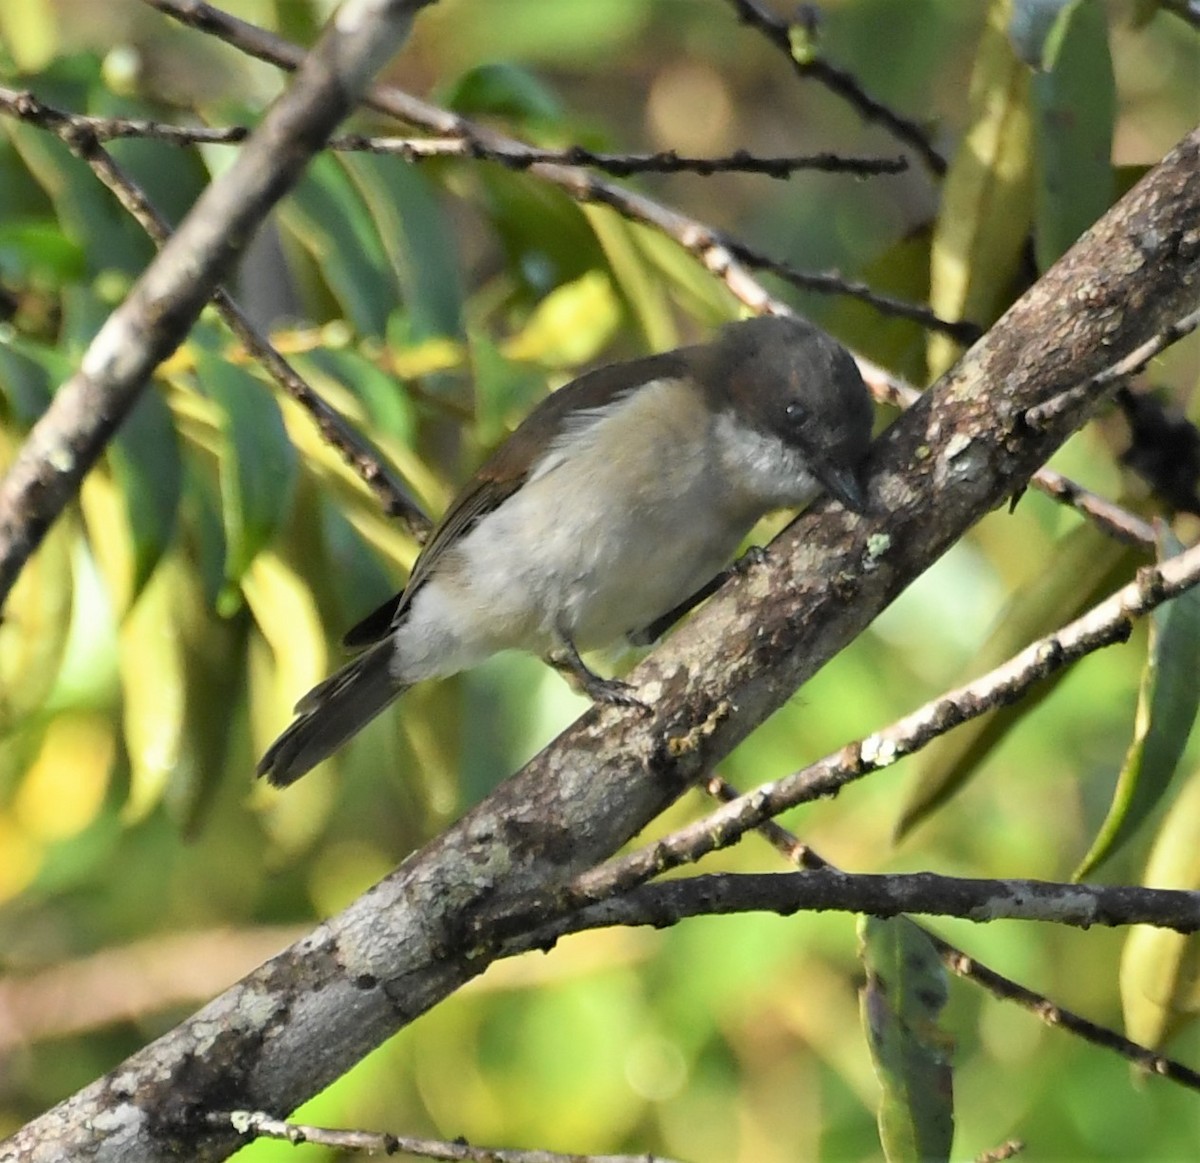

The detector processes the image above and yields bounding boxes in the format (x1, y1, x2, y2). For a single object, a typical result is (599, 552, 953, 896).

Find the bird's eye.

(784, 400, 807, 425)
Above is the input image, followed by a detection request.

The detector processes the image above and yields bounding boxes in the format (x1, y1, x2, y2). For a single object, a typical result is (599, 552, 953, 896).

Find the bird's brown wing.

(341, 347, 694, 649)
(341, 472, 523, 648)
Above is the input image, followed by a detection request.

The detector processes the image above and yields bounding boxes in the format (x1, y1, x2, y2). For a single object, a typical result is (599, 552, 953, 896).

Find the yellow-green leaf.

(582, 205, 676, 352)
(1074, 529, 1200, 879)
(1120, 764, 1200, 1050)
(198, 353, 298, 609)
(107, 388, 182, 602)
(118, 556, 189, 822)
(1029, 0, 1115, 270)
(859, 916, 955, 1163)
(0, 431, 73, 733)
(928, 0, 1033, 376)
(502, 270, 620, 367)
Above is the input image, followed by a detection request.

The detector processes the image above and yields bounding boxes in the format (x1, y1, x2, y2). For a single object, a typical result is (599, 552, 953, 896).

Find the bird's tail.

(257, 640, 407, 787)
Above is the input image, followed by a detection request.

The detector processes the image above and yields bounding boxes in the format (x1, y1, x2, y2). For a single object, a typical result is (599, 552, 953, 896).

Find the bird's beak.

(816, 462, 868, 514)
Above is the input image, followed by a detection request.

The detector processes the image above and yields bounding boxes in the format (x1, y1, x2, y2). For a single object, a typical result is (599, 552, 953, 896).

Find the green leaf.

(1074, 529, 1200, 879)
(440, 62, 564, 128)
(198, 354, 298, 608)
(0, 341, 55, 429)
(828, 226, 933, 386)
(501, 269, 620, 367)
(474, 167, 606, 297)
(0, 219, 85, 285)
(0, 435, 73, 733)
(319, 497, 401, 630)
(295, 345, 419, 444)
(279, 153, 400, 337)
(928, 0, 1033, 376)
(118, 554, 190, 822)
(106, 388, 182, 601)
(339, 152, 464, 340)
(179, 457, 229, 613)
(624, 223, 739, 327)
(1120, 764, 1200, 1050)
(468, 329, 548, 449)
(1029, 0, 1115, 270)
(582, 205, 676, 352)
(96, 97, 212, 231)
(897, 523, 1136, 840)
(859, 917, 955, 1163)
(3, 118, 154, 277)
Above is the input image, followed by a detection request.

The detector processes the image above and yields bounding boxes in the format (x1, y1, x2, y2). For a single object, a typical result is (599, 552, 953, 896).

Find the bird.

(258, 314, 874, 787)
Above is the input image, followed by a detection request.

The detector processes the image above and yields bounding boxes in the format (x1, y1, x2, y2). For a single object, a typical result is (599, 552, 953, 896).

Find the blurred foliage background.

(1, 0, 1199, 1159)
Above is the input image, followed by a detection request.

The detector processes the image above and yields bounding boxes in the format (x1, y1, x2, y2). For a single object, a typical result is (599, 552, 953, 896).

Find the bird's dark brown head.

(691, 315, 874, 511)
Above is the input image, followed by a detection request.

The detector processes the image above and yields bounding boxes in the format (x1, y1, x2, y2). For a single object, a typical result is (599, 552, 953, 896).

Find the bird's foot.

(550, 636, 652, 714)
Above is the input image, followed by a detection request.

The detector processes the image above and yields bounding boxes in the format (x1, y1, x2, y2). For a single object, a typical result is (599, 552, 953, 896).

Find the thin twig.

(222, 1110, 686, 1163)
(141, 0, 971, 339)
(933, 938, 1200, 1089)
(1029, 468, 1156, 548)
(5, 105, 908, 178)
(702, 774, 1200, 1096)
(1024, 304, 1200, 431)
(0, 85, 431, 534)
(723, 0, 947, 176)
(340, 136, 907, 178)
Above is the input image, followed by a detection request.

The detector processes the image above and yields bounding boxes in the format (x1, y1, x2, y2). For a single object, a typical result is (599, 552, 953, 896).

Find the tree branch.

(536, 869, 1200, 936)
(0, 0, 438, 607)
(219, 1110, 686, 1163)
(0, 98, 910, 178)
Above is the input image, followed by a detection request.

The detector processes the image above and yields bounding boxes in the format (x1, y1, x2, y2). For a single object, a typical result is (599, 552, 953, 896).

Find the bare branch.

(933, 938, 1200, 1092)
(0, 0, 438, 607)
(220, 1111, 686, 1163)
(541, 869, 1200, 936)
(1029, 468, 1156, 547)
(0, 927, 305, 1052)
(0, 85, 431, 534)
(722, 0, 948, 176)
(1025, 303, 1200, 430)
(338, 136, 908, 178)
(0, 99, 908, 178)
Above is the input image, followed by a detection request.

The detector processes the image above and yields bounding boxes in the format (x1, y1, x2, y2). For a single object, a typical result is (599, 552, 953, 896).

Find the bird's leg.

(548, 631, 650, 711)
(629, 545, 769, 647)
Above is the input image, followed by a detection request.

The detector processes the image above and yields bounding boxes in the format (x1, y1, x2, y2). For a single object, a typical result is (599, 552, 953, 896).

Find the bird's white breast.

(392, 376, 819, 681)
